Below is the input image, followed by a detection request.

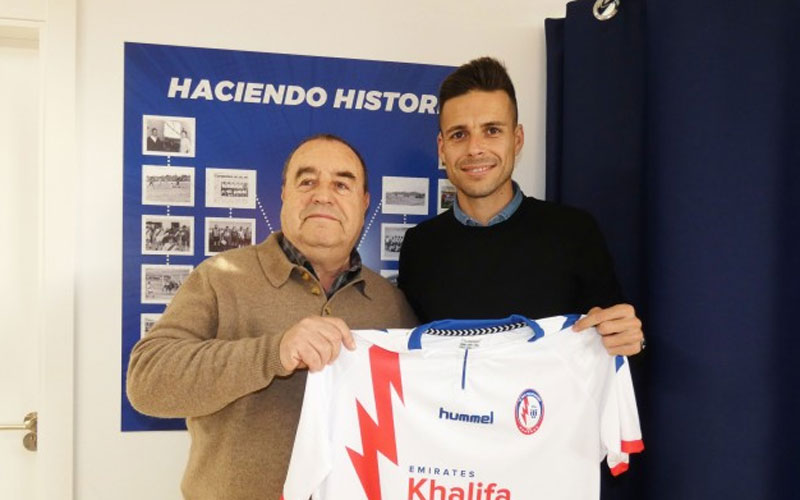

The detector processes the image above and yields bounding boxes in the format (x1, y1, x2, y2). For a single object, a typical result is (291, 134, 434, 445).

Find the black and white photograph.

(140, 313, 162, 338)
(382, 176, 429, 215)
(142, 215, 194, 256)
(438, 178, 457, 214)
(142, 114, 196, 157)
(205, 168, 257, 209)
(380, 223, 415, 261)
(141, 264, 193, 304)
(381, 176, 430, 215)
(380, 269, 399, 286)
(204, 217, 256, 255)
(142, 165, 195, 206)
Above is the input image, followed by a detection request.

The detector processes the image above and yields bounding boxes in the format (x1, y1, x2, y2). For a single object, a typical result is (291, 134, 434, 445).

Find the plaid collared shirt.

(279, 234, 363, 298)
(453, 181, 524, 227)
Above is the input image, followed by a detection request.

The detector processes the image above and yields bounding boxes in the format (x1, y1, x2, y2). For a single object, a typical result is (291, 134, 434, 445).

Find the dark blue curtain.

(546, 1, 800, 499)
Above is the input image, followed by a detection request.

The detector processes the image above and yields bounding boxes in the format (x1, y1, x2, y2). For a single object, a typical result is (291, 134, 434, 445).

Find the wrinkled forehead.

(286, 139, 365, 182)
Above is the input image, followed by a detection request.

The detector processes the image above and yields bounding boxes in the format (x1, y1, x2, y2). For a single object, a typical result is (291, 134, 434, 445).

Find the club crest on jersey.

(514, 389, 544, 435)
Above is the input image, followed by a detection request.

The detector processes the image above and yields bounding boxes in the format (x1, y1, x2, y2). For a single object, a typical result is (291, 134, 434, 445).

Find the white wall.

(75, 1, 571, 498)
(0, 0, 44, 20)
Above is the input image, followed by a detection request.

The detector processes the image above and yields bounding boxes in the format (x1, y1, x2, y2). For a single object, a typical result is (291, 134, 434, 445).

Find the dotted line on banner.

(229, 207, 233, 218)
(163, 158, 172, 266)
(256, 197, 274, 234)
(403, 213, 407, 224)
(166, 203, 171, 265)
(358, 200, 382, 251)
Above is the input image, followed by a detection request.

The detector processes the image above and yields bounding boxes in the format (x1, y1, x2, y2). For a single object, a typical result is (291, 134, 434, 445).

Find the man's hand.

(573, 304, 644, 356)
(279, 316, 356, 373)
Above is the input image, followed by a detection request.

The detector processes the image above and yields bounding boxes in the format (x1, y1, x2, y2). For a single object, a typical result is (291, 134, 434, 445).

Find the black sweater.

(398, 197, 623, 323)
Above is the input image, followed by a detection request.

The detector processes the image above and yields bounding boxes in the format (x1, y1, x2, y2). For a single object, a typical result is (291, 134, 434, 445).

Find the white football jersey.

(282, 315, 643, 500)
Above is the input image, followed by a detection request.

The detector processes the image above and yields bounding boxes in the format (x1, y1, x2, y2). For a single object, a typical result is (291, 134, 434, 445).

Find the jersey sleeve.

(600, 355, 644, 476)
(282, 368, 334, 500)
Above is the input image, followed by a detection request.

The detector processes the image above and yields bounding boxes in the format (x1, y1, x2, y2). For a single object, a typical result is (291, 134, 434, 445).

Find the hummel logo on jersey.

(438, 407, 494, 425)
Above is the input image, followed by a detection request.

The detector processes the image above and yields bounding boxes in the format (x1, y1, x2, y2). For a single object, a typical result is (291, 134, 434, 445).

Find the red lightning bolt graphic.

(346, 345, 404, 500)
(522, 396, 530, 425)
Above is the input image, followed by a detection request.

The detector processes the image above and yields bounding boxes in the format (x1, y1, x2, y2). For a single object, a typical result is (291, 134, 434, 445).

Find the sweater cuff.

(264, 330, 293, 378)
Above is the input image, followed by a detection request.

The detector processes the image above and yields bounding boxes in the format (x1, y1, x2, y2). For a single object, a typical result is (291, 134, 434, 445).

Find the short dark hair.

(281, 133, 369, 193)
(439, 57, 518, 125)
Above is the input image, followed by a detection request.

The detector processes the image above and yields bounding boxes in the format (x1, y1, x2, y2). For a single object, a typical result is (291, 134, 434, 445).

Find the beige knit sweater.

(127, 233, 417, 499)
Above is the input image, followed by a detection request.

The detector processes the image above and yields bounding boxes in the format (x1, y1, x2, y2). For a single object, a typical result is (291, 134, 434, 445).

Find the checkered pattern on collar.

(278, 234, 363, 297)
(453, 181, 524, 227)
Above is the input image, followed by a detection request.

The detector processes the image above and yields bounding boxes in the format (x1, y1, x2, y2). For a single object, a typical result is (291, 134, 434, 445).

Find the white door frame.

(31, 0, 76, 497)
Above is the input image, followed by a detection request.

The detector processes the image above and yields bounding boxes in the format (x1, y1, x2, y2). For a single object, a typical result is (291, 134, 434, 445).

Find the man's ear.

(514, 124, 525, 155)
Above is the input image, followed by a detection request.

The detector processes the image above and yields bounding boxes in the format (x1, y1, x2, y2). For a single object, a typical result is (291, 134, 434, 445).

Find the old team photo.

(140, 264, 193, 304)
(142, 214, 194, 256)
(381, 176, 429, 216)
(381, 223, 414, 261)
(205, 167, 257, 209)
(142, 165, 195, 206)
(205, 217, 256, 255)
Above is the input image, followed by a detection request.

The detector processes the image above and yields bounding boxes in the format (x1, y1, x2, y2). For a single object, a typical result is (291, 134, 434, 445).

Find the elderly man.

(398, 57, 644, 356)
(127, 134, 416, 500)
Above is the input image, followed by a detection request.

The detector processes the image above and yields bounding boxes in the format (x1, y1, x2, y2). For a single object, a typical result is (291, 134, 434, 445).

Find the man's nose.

(467, 133, 485, 155)
(310, 183, 334, 203)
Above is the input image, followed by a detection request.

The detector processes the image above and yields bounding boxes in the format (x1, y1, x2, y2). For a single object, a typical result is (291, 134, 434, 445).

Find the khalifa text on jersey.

(282, 314, 644, 500)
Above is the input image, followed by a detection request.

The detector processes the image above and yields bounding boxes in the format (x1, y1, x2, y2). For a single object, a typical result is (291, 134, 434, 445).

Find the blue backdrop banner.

(122, 42, 452, 431)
